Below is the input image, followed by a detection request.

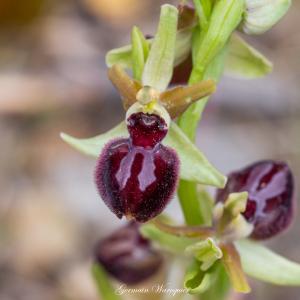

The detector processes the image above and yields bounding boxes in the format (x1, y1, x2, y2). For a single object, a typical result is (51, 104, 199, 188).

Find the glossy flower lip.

(94, 222, 163, 285)
(95, 138, 179, 222)
(127, 112, 168, 148)
(217, 160, 295, 240)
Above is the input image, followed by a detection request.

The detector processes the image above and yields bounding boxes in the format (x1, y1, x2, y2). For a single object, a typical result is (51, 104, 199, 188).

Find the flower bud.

(216, 160, 295, 240)
(241, 0, 291, 35)
(94, 222, 163, 285)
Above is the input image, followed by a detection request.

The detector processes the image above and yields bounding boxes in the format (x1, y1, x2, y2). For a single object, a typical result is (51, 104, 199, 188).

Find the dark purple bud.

(170, 53, 193, 86)
(127, 112, 168, 149)
(177, 4, 196, 30)
(95, 138, 179, 222)
(94, 222, 163, 285)
(216, 160, 295, 240)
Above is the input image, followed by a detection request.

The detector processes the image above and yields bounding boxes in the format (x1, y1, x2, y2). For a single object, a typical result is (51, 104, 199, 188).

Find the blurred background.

(0, 0, 299, 299)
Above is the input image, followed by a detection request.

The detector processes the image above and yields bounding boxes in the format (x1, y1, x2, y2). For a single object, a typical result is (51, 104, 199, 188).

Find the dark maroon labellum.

(216, 160, 295, 240)
(95, 112, 179, 222)
(94, 222, 163, 285)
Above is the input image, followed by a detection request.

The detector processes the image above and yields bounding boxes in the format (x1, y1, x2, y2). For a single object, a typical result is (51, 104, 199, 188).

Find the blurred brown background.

(0, 0, 299, 299)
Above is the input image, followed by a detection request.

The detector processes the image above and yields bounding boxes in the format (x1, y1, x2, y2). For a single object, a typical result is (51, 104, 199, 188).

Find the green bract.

(189, 0, 245, 83)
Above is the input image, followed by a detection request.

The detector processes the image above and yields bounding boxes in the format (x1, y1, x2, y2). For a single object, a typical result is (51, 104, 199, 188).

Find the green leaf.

(190, 0, 245, 83)
(165, 122, 226, 188)
(242, 0, 291, 35)
(236, 239, 300, 286)
(131, 26, 149, 81)
(184, 260, 218, 294)
(142, 4, 178, 91)
(178, 42, 227, 141)
(92, 264, 121, 300)
(140, 223, 196, 254)
(60, 122, 128, 157)
(225, 34, 273, 79)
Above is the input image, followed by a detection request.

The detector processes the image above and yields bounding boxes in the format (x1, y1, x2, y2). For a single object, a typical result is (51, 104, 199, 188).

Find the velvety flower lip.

(216, 160, 295, 240)
(95, 135, 179, 222)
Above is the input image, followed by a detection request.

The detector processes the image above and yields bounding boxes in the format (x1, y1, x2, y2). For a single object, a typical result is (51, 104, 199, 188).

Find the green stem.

(177, 46, 227, 226)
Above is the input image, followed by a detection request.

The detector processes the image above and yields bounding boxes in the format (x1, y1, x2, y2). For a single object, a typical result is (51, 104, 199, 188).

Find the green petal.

(165, 122, 227, 188)
(225, 34, 273, 79)
(60, 122, 128, 157)
(236, 239, 300, 286)
(142, 4, 178, 91)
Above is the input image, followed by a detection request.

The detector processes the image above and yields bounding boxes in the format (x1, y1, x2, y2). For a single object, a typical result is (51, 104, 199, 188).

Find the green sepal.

(60, 122, 128, 157)
(105, 27, 192, 70)
(225, 34, 273, 79)
(61, 121, 226, 188)
(241, 0, 291, 35)
(165, 122, 226, 188)
(184, 260, 219, 294)
(142, 4, 178, 91)
(140, 222, 196, 254)
(236, 239, 300, 286)
(92, 264, 121, 300)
